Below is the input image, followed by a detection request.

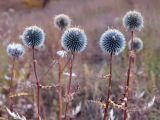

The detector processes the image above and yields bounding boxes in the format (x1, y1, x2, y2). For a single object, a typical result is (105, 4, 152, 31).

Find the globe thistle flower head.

(128, 37, 143, 52)
(99, 29, 126, 55)
(20, 26, 45, 48)
(123, 10, 144, 31)
(54, 14, 71, 31)
(61, 27, 87, 53)
(7, 43, 25, 59)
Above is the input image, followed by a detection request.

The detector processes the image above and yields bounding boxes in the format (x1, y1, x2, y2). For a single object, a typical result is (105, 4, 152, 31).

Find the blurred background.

(0, 0, 160, 120)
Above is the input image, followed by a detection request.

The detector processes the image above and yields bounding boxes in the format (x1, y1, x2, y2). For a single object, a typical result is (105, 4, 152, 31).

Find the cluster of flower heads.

(53, 14, 88, 53)
(61, 27, 87, 53)
(6, 11, 144, 60)
(128, 37, 143, 52)
(7, 43, 25, 59)
(123, 10, 144, 52)
(99, 10, 144, 55)
(54, 14, 71, 31)
(20, 26, 45, 48)
(99, 29, 126, 55)
(6, 26, 46, 60)
(123, 10, 144, 31)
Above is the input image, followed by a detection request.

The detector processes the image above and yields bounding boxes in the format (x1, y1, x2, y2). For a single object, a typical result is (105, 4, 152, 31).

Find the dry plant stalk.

(64, 53, 75, 120)
(9, 58, 15, 111)
(123, 31, 134, 120)
(32, 47, 41, 120)
(103, 52, 113, 120)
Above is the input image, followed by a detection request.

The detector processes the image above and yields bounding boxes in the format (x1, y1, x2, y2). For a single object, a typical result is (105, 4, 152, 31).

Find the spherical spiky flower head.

(20, 26, 45, 48)
(54, 14, 71, 31)
(123, 10, 144, 31)
(99, 29, 126, 55)
(7, 43, 25, 59)
(128, 37, 143, 52)
(61, 27, 87, 52)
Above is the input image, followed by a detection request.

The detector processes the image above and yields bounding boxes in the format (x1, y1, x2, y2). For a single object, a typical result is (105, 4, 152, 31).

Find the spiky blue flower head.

(61, 27, 87, 52)
(7, 43, 25, 59)
(128, 37, 143, 52)
(123, 10, 144, 31)
(99, 29, 126, 55)
(54, 14, 71, 30)
(20, 26, 45, 48)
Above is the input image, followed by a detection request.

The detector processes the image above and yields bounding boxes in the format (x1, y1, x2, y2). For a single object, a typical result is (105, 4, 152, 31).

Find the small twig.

(40, 60, 57, 80)
(40, 54, 71, 82)
(89, 99, 126, 110)
(9, 92, 29, 98)
(108, 99, 126, 110)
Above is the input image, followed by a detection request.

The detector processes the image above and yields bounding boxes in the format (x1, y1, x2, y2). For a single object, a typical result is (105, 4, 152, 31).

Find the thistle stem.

(58, 28, 69, 120)
(58, 62, 62, 120)
(103, 52, 113, 120)
(57, 57, 71, 120)
(64, 53, 75, 120)
(9, 58, 15, 111)
(123, 31, 134, 120)
(32, 47, 41, 120)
